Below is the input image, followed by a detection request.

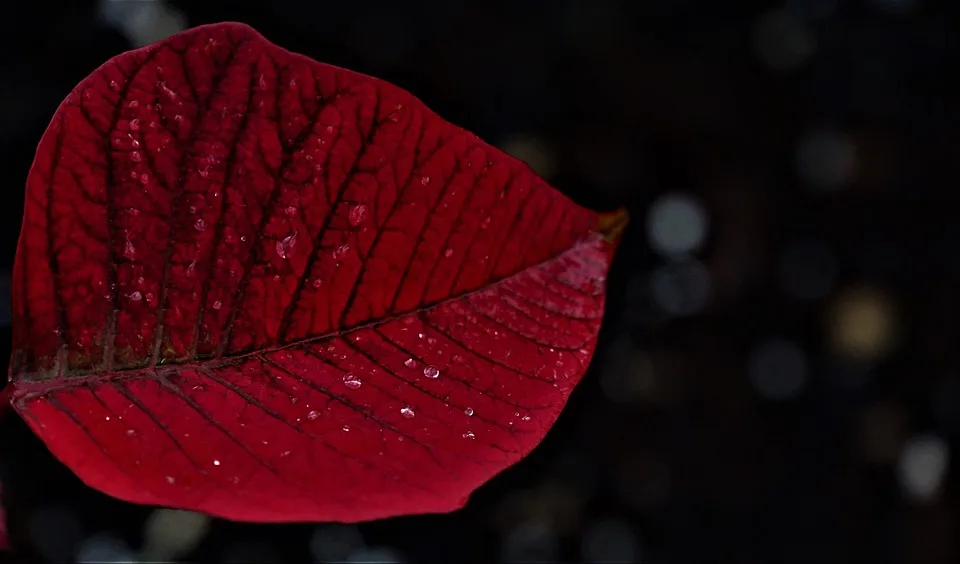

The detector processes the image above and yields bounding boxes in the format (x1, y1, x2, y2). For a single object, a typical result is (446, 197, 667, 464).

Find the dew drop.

(285, 206, 297, 217)
(400, 406, 416, 419)
(110, 80, 120, 91)
(342, 425, 351, 432)
(444, 248, 454, 258)
(281, 450, 291, 457)
(312, 278, 323, 289)
(165, 476, 175, 484)
(464, 407, 474, 416)
(420, 176, 431, 186)
(213, 459, 220, 466)
(276, 231, 298, 259)
(145, 292, 155, 304)
(130, 137, 140, 149)
(139, 173, 149, 184)
(452, 354, 465, 364)
(404, 358, 418, 369)
(307, 410, 320, 420)
(194, 218, 207, 232)
(423, 365, 440, 379)
(462, 431, 475, 439)
(342, 373, 362, 390)
(348, 204, 367, 226)
(127, 291, 142, 302)
(427, 337, 437, 346)
(521, 415, 532, 421)
(174, 114, 183, 123)
(124, 238, 136, 259)
(212, 300, 222, 310)
(125, 429, 136, 437)
(129, 119, 140, 131)
(159, 81, 178, 100)
(131, 151, 142, 163)
(333, 244, 351, 260)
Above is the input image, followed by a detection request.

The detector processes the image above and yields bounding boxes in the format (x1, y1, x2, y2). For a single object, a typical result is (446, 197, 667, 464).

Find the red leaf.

(7, 22, 623, 522)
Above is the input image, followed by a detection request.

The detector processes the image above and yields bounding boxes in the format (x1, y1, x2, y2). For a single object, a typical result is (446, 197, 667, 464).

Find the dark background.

(1, 0, 959, 562)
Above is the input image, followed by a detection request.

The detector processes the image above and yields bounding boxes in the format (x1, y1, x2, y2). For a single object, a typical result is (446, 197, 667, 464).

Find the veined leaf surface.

(7, 22, 621, 522)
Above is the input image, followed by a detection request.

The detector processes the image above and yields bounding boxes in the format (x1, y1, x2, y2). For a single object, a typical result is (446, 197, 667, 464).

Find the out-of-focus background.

(1, 0, 958, 562)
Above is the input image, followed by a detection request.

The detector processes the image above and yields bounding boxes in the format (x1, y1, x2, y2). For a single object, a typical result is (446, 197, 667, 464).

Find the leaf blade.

(9, 22, 619, 522)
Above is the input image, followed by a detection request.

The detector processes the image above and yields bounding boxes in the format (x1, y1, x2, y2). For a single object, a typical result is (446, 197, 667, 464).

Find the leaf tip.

(596, 206, 629, 244)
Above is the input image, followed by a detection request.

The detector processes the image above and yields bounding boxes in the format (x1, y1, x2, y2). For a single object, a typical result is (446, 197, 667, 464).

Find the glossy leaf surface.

(7, 22, 620, 522)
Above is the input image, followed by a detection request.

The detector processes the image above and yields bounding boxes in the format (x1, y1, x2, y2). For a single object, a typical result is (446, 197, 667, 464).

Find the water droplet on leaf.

(400, 406, 415, 419)
(333, 244, 351, 260)
(276, 231, 298, 259)
(464, 407, 474, 416)
(462, 431, 475, 439)
(423, 365, 440, 379)
(342, 373, 362, 390)
(194, 218, 206, 232)
(307, 410, 320, 420)
(404, 358, 417, 369)
(348, 204, 367, 226)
